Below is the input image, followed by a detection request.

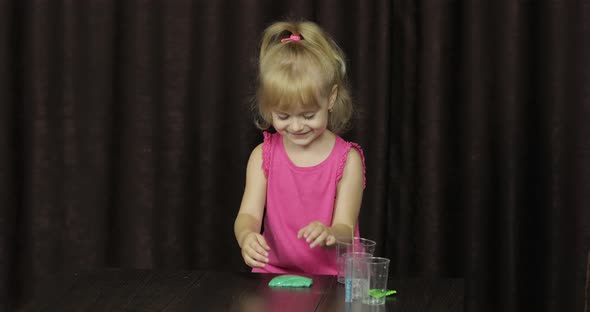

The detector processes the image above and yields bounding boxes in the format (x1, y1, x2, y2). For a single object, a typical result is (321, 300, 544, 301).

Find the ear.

(329, 84, 338, 110)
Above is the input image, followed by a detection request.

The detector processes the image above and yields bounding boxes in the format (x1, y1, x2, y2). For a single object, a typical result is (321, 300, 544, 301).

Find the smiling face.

(270, 85, 337, 148)
(272, 102, 326, 148)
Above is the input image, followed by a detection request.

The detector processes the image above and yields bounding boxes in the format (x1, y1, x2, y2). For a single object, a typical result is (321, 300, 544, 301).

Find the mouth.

(290, 132, 310, 138)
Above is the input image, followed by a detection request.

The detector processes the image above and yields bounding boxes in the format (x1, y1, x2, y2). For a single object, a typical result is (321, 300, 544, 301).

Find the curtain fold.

(0, 2, 16, 310)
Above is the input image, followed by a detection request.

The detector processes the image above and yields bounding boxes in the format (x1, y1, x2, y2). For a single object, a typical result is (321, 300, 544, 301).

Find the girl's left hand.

(297, 221, 336, 248)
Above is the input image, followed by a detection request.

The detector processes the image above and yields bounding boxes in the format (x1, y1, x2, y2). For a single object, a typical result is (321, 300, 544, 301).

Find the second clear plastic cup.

(336, 237, 376, 284)
(343, 252, 372, 302)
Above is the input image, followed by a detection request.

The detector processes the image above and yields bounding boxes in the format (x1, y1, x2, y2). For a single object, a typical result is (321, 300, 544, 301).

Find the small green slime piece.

(268, 275, 313, 288)
(369, 289, 397, 298)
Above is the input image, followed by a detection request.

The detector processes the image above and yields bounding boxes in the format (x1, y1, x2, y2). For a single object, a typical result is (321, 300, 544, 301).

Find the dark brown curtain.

(0, 1, 588, 311)
(393, 1, 590, 311)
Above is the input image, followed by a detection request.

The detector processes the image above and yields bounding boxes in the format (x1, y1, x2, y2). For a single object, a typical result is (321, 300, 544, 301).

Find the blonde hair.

(254, 20, 354, 134)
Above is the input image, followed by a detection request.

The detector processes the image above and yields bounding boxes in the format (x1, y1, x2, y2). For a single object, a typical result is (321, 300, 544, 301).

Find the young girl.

(234, 20, 366, 275)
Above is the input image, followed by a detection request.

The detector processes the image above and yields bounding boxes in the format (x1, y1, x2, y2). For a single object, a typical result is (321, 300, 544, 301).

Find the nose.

(290, 118, 304, 132)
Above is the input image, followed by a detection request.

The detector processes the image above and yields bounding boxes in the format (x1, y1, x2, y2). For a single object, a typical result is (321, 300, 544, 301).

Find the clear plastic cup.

(359, 257, 390, 305)
(343, 251, 372, 302)
(336, 237, 376, 284)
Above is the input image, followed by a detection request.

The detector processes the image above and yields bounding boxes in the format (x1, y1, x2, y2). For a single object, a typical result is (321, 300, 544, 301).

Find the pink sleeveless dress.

(252, 131, 366, 275)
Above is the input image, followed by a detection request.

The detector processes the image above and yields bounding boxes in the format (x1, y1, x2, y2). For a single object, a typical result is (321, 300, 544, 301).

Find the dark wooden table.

(19, 269, 463, 312)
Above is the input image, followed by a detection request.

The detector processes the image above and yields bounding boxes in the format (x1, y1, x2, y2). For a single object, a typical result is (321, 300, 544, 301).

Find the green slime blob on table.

(268, 275, 313, 288)
(369, 289, 397, 298)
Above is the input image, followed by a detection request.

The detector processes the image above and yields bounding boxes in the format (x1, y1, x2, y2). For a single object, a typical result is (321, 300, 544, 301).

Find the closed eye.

(303, 114, 315, 120)
(276, 114, 289, 120)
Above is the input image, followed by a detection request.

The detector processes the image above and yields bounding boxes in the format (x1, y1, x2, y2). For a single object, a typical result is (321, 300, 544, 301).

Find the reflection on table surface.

(19, 269, 463, 312)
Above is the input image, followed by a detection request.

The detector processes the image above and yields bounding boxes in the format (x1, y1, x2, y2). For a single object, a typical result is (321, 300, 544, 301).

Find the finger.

(254, 244, 269, 257)
(244, 246, 268, 264)
(298, 224, 315, 241)
(325, 235, 336, 246)
(305, 226, 324, 243)
(310, 231, 329, 248)
(245, 254, 266, 268)
(255, 235, 271, 251)
(298, 224, 313, 239)
(297, 227, 306, 239)
(246, 245, 269, 263)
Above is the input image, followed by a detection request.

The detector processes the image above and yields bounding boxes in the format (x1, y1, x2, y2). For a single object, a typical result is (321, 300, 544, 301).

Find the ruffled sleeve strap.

(262, 131, 272, 177)
(336, 141, 367, 189)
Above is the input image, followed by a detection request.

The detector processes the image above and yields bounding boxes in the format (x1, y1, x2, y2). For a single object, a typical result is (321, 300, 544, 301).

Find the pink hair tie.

(281, 34, 301, 43)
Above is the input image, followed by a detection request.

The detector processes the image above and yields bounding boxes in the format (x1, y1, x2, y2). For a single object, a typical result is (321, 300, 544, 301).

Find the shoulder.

(335, 138, 366, 188)
(343, 147, 363, 171)
(249, 143, 264, 161)
(335, 135, 364, 164)
(252, 131, 276, 158)
(257, 131, 277, 177)
(261, 131, 278, 152)
(246, 143, 267, 178)
(343, 139, 365, 165)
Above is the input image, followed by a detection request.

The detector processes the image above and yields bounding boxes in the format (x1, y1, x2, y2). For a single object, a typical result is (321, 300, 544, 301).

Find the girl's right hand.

(240, 232, 270, 268)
